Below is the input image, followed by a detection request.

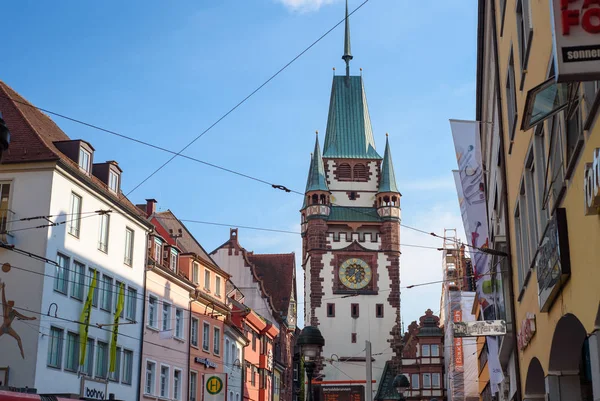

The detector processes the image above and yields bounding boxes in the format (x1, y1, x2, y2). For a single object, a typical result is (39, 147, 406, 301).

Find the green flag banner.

(79, 270, 97, 366)
(109, 282, 125, 373)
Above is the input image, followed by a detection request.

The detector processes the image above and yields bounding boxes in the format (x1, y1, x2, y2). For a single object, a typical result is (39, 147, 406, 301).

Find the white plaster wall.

(0, 164, 55, 388)
(325, 160, 379, 208)
(33, 167, 149, 399)
(223, 332, 244, 401)
(315, 251, 393, 387)
(141, 270, 191, 399)
(211, 248, 278, 326)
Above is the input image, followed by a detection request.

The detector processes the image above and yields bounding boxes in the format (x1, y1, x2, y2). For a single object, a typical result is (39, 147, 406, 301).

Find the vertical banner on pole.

(449, 119, 505, 393)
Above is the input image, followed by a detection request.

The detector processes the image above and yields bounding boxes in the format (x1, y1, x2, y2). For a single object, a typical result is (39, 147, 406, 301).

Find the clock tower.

(300, 0, 402, 390)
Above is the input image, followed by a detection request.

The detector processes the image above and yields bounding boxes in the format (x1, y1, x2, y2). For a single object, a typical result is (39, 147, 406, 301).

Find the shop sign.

(195, 357, 217, 369)
(584, 148, 600, 215)
(534, 208, 571, 313)
(551, 0, 600, 81)
(517, 313, 537, 351)
(453, 320, 507, 337)
(203, 373, 227, 401)
(80, 377, 107, 400)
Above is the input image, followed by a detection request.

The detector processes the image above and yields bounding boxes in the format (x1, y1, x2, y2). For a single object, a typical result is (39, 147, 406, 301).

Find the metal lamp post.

(297, 326, 325, 401)
(392, 374, 410, 401)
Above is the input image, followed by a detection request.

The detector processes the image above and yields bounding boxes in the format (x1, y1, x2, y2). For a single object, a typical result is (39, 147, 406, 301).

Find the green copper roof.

(305, 135, 329, 193)
(378, 136, 399, 193)
(328, 206, 381, 222)
(374, 362, 400, 401)
(322, 76, 382, 159)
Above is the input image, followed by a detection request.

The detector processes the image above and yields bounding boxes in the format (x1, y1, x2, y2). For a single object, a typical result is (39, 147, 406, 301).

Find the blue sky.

(2, 0, 475, 328)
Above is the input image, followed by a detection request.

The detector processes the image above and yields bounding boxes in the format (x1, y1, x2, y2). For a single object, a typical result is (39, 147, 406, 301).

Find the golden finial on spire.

(386, 132, 389, 137)
(316, 130, 319, 136)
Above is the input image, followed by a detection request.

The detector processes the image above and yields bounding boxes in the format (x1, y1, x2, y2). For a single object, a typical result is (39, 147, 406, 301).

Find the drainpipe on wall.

(490, 0, 524, 397)
(188, 292, 193, 400)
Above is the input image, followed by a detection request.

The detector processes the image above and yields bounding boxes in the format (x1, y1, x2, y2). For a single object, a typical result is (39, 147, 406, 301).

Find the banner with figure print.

(450, 119, 505, 393)
(109, 282, 125, 373)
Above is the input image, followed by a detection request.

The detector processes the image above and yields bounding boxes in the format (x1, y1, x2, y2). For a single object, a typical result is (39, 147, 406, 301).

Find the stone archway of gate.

(545, 313, 588, 401)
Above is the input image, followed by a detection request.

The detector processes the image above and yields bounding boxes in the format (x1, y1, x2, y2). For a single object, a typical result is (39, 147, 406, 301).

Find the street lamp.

(392, 374, 410, 401)
(297, 326, 325, 401)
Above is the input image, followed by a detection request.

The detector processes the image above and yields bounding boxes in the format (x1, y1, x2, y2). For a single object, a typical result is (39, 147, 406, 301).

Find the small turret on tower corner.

(301, 132, 331, 235)
(377, 134, 401, 220)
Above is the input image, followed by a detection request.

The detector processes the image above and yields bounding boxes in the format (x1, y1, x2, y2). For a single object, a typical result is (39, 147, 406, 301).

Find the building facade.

(224, 321, 247, 401)
(211, 229, 297, 401)
(477, 0, 600, 399)
(300, 3, 402, 391)
(0, 80, 152, 400)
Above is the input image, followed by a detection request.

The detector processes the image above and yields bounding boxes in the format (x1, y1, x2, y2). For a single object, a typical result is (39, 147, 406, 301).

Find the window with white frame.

(96, 340, 108, 379)
(214, 327, 221, 355)
(231, 343, 237, 366)
(431, 344, 440, 357)
(191, 317, 199, 347)
(524, 150, 540, 251)
(65, 331, 79, 372)
(82, 338, 94, 376)
(0, 182, 11, 234)
(146, 361, 156, 395)
(190, 371, 198, 401)
(126, 287, 137, 321)
(192, 263, 199, 284)
(215, 276, 221, 297)
(516, 0, 533, 72)
(98, 213, 110, 253)
(79, 147, 91, 173)
(71, 261, 85, 301)
(101, 274, 113, 312)
(54, 253, 70, 295)
(204, 269, 211, 291)
(432, 373, 441, 389)
(514, 204, 526, 288)
(411, 373, 419, 389)
(175, 308, 184, 339)
(154, 238, 162, 262)
(162, 302, 171, 332)
(109, 347, 121, 382)
(160, 365, 170, 398)
(174, 369, 182, 400)
(124, 228, 134, 266)
(170, 249, 178, 271)
(423, 373, 431, 389)
(123, 349, 134, 385)
(109, 170, 119, 193)
(533, 131, 549, 231)
(421, 344, 430, 357)
(68, 192, 82, 237)
(47, 326, 64, 368)
(518, 181, 533, 267)
(225, 338, 230, 364)
(203, 322, 210, 351)
(148, 295, 158, 329)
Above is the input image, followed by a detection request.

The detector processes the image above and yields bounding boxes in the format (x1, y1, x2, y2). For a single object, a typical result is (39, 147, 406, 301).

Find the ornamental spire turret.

(305, 131, 329, 193)
(342, 0, 353, 77)
(377, 134, 401, 220)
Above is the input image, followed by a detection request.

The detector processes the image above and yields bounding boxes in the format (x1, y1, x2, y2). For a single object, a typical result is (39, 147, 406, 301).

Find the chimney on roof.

(230, 228, 238, 243)
(146, 199, 157, 217)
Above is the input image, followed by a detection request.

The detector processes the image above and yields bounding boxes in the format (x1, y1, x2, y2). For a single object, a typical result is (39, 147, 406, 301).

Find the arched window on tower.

(337, 163, 352, 181)
(353, 164, 368, 182)
(392, 196, 398, 206)
(319, 194, 326, 204)
(312, 194, 319, 205)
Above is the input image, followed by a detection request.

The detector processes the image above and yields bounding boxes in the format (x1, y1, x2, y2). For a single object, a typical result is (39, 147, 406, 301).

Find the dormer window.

(170, 248, 178, 272)
(109, 170, 119, 193)
(79, 148, 91, 173)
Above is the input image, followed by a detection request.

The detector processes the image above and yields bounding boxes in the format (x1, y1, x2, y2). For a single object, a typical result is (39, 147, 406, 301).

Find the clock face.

(339, 258, 372, 289)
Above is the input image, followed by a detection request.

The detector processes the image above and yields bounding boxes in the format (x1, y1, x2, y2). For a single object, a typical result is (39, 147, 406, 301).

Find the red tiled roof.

(247, 253, 295, 317)
(0, 80, 147, 221)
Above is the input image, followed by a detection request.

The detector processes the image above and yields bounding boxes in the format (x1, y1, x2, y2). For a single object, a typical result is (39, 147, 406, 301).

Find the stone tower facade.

(300, 1, 402, 390)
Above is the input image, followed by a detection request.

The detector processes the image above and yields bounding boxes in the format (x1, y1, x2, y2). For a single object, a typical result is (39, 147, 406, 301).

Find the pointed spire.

(342, 0, 353, 77)
(378, 134, 399, 193)
(305, 131, 329, 193)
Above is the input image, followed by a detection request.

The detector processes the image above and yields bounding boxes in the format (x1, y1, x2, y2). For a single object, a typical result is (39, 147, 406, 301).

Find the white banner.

(449, 119, 505, 392)
(203, 373, 227, 401)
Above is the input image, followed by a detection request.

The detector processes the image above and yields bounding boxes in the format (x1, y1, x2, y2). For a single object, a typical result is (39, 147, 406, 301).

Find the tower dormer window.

(79, 148, 91, 173)
(337, 163, 352, 181)
(109, 170, 119, 193)
(353, 164, 368, 181)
